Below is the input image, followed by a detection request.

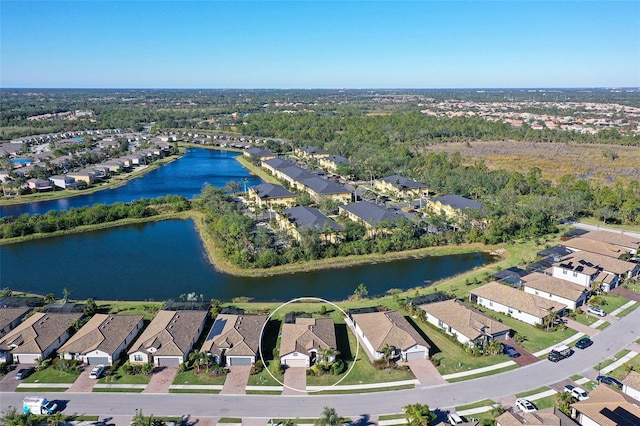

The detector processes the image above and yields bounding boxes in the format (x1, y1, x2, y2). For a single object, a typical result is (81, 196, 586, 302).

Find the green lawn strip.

(235, 156, 281, 184)
(597, 322, 610, 330)
(455, 399, 496, 412)
(97, 300, 164, 320)
(599, 294, 631, 313)
(246, 361, 283, 386)
(169, 389, 220, 394)
(218, 418, 242, 424)
(245, 390, 281, 395)
(172, 369, 227, 385)
(597, 349, 631, 370)
(92, 388, 144, 393)
(570, 374, 583, 381)
(378, 414, 406, 421)
(269, 419, 317, 425)
(16, 387, 68, 392)
(98, 371, 151, 385)
(625, 282, 640, 294)
(571, 313, 599, 326)
(603, 355, 640, 380)
(615, 302, 639, 318)
(515, 386, 551, 398)
(447, 364, 519, 382)
(530, 395, 558, 410)
(313, 384, 414, 395)
(22, 368, 80, 384)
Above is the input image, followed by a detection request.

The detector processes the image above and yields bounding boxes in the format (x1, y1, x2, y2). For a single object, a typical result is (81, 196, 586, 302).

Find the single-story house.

(496, 408, 573, 426)
(570, 384, 640, 425)
(520, 272, 590, 310)
(552, 251, 639, 292)
(348, 310, 430, 362)
(128, 310, 207, 367)
(67, 169, 97, 184)
(248, 183, 296, 208)
(622, 370, 640, 402)
(470, 281, 567, 326)
(0, 307, 31, 338)
(59, 314, 144, 365)
(374, 175, 428, 199)
(419, 299, 511, 346)
(277, 206, 344, 244)
(424, 194, 484, 219)
(279, 317, 337, 368)
(201, 314, 267, 367)
(49, 175, 78, 190)
(318, 155, 350, 172)
(582, 230, 640, 255)
(0, 312, 82, 364)
(27, 178, 52, 192)
(562, 237, 632, 259)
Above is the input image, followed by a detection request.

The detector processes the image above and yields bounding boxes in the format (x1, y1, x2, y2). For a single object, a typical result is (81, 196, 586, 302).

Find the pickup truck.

(548, 344, 572, 362)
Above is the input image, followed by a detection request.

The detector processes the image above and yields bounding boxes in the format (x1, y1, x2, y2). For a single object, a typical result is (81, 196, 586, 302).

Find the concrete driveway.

(509, 342, 539, 367)
(0, 364, 26, 392)
(406, 359, 446, 385)
(67, 365, 98, 392)
(143, 367, 178, 393)
(220, 366, 251, 395)
(282, 367, 307, 395)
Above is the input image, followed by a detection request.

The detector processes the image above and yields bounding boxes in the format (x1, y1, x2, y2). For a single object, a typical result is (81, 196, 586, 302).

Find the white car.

(515, 398, 537, 413)
(89, 364, 105, 379)
(587, 306, 606, 317)
(564, 385, 589, 401)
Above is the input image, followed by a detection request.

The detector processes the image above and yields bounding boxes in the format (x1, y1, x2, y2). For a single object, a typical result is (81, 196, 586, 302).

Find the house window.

(508, 308, 513, 314)
(563, 269, 567, 275)
(134, 354, 143, 362)
(489, 301, 493, 307)
(573, 271, 578, 277)
(535, 291, 539, 295)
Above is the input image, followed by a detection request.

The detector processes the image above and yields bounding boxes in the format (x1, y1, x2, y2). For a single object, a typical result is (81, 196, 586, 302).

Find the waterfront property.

(128, 310, 207, 367)
(201, 313, 267, 367)
(277, 206, 344, 244)
(279, 317, 337, 368)
(339, 201, 409, 238)
(0, 307, 31, 338)
(424, 194, 484, 220)
(520, 272, 590, 310)
(248, 183, 296, 208)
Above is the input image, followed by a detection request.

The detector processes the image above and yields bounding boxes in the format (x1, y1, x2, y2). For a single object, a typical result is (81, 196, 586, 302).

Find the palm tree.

(556, 391, 575, 415)
(403, 403, 436, 426)
(381, 344, 395, 367)
(318, 347, 339, 365)
(314, 407, 342, 426)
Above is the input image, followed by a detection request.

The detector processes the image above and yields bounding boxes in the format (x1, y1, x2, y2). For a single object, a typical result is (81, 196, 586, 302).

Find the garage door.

(229, 357, 252, 366)
(284, 358, 307, 368)
(157, 357, 180, 367)
(405, 351, 426, 361)
(87, 357, 109, 365)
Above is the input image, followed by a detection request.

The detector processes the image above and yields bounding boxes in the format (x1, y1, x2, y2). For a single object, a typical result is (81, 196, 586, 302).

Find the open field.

(423, 141, 640, 184)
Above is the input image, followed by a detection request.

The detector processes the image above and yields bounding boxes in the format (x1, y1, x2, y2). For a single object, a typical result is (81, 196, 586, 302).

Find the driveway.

(143, 367, 178, 393)
(0, 364, 25, 392)
(406, 359, 446, 385)
(220, 366, 251, 395)
(282, 367, 307, 395)
(67, 365, 98, 392)
(611, 286, 640, 302)
(564, 318, 598, 337)
(508, 342, 539, 367)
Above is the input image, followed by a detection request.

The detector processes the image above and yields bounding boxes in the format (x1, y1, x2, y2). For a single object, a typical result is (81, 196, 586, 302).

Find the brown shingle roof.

(0, 307, 31, 334)
(521, 272, 588, 301)
(583, 230, 640, 250)
(279, 317, 336, 358)
(563, 237, 632, 258)
(496, 408, 561, 426)
(419, 299, 510, 341)
(201, 314, 267, 359)
(59, 314, 143, 356)
(471, 282, 566, 319)
(570, 384, 640, 426)
(622, 370, 640, 391)
(556, 251, 637, 275)
(0, 312, 81, 355)
(128, 310, 207, 357)
(351, 311, 430, 352)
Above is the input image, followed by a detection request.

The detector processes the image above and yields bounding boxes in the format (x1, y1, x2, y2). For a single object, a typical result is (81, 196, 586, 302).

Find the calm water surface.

(0, 219, 493, 302)
(0, 148, 262, 217)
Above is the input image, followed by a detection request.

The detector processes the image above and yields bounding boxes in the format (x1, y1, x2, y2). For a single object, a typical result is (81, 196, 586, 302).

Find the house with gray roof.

(278, 206, 343, 244)
(279, 317, 337, 368)
(374, 175, 428, 199)
(248, 183, 296, 208)
(299, 176, 351, 203)
(201, 314, 267, 367)
(59, 314, 144, 365)
(339, 201, 408, 237)
(319, 155, 351, 172)
(426, 194, 484, 219)
(294, 146, 329, 159)
(243, 147, 275, 161)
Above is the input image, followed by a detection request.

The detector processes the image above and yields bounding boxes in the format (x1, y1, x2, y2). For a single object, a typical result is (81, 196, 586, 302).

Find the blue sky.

(1, 1, 639, 88)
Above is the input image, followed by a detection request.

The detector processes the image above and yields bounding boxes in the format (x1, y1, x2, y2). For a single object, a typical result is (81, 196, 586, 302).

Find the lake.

(0, 219, 493, 302)
(0, 148, 262, 217)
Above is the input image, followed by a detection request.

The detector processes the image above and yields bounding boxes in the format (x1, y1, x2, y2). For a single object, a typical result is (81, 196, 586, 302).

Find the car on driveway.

(15, 367, 35, 380)
(575, 337, 593, 349)
(597, 375, 623, 389)
(89, 364, 105, 379)
(564, 385, 589, 401)
(515, 398, 537, 413)
(587, 306, 606, 317)
(502, 343, 521, 358)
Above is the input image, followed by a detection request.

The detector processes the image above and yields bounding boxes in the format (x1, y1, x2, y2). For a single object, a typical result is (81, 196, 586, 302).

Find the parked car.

(515, 398, 537, 413)
(502, 343, 521, 358)
(564, 385, 589, 401)
(447, 413, 464, 425)
(15, 367, 35, 380)
(89, 364, 105, 379)
(548, 344, 572, 362)
(597, 375, 623, 388)
(575, 337, 593, 349)
(587, 306, 606, 317)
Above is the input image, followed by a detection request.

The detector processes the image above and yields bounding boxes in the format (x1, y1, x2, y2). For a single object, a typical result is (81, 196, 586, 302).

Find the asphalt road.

(1, 305, 638, 418)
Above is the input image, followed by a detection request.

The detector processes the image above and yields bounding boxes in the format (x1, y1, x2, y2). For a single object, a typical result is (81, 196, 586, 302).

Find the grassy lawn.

(530, 394, 558, 410)
(314, 384, 415, 394)
(98, 366, 151, 385)
(447, 364, 519, 382)
(604, 354, 640, 381)
(170, 389, 220, 394)
(596, 349, 631, 371)
(93, 388, 144, 393)
(599, 294, 631, 314)
(615, 302, 639, 318)
(455, 399, 496, 411)
(626, 282, 640, 294)
(96, 300, 163, 320)
(578, 218, 640, 233)
(16, 387, 69, 392)
(172, 369, 227, 385)
(246, 361, 284, 387)
(516, 386, 551, 398)
(22, 367, 81, 384)
(571, 313, 599, 326)
(596, 322, 610, 330)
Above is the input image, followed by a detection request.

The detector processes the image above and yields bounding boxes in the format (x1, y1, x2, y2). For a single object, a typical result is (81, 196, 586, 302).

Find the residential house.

(318, 155, 350, 172)
(0, 312, 82, 364)
(622, 370, 640, 402)
(67, 169, 97, 184)
(243, 147, 275, 161)
(552, 251, 639, 292)
(496, 408, 574, 426)
(59, 314, 144, 365)
(128, 310, 207, 367)
(374, 175, 428, 199)
(470, 281, 567, 326)
(27, 178, 52, 192)
(261, 158, 315, 190)
(582, 230, 640, 255)
(419, 299, 511, 346)
(277, 206, 343, 244)
(570, 384, 640, 426)
(562, 237, 632, 259)
(48, 175, 78, 190)
(348, 310, 430, 362)
(520, 272, 590, 310)
(425, 194, 484, 220)
(339, 201, 408, 238)
(279, 317, 337, 368)
(299, 176, 351, 203)
(0, 307, 31, 338)
(294, 146, 329, 160)
(0, 142, 24, 157)
(201, 314, 267, 367)
(248, 183, 296, 208)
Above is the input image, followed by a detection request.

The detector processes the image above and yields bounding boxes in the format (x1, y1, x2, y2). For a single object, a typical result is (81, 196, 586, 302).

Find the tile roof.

(622, 370, 640, 390)
(563, 237, 632, 258)
(0, 307, 31, 333)
(0, 312, 82, 355)
(351, 311, 430, 352)
(471, 281, 567, 318)
(582, 230, 640, 250)
(521, 272, 589, 301)
(59, 314, 143, 356)
(279, 317, 336, 358)
(419, 299, 510, 341)
(496, 408, 562, 426)
(556, 251, 637, 275)
(128, 310, 207, 357)
(283, 206, 343, 232)
(339, 201, 406, 226)
(201, 314, 267, 358)
(432, 194, 484, 211)
(570, 384, 640, 426)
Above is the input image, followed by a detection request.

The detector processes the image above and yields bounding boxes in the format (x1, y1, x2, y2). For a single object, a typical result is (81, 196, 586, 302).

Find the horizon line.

(2, 86, 639, 91)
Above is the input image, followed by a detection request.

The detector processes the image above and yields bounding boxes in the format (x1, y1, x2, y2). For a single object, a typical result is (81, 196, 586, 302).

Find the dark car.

(575, 337, 593, 349)
(597, 375, 623, 388)
(502, 343, 521, 358)
(15, 367, 35, 380)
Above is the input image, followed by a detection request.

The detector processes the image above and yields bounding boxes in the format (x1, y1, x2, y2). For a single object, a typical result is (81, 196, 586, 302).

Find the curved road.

(1, 306, 638, 418)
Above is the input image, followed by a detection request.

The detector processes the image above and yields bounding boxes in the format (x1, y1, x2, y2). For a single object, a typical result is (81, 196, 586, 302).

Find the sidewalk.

(601, 351, 638, 375)
(610, 300, 637, 317)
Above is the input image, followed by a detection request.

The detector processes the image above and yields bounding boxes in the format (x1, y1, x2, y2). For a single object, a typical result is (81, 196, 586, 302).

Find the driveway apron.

(143, 366, 178, 393)
(67, 365, 98, 392)
(282, 367, 307, 395)
(220, 366, 251, 395)
(406, 359, 446, 385)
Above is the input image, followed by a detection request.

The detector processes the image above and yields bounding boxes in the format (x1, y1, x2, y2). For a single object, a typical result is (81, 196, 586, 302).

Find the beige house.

(59, 314, 144, 365)
(248, 183, 296, 208)
(570, 384, 640, 425)
(563, 237, 632, 259)
(318, 155, 350, 172)
(128, 310, 207, 367)
(424, 194, 484, 220)
(622, 370, 640, 402)
(374, 175, 428, 199)
(496, 408, 571, 426)
(294, 146, 329, 160)
(201, 314, 267, 367)
(277, 206, 343, 244)
(552, 251, 639, 292)
(279, 317, 337, 368)
(520, 272, 590, 310)
(348, 310, 430, 362)
(419, 299, 510, 346)
(582, 230, 640, 255)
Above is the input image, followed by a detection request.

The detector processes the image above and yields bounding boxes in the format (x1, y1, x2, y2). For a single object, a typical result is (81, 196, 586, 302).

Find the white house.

(521, 272, 590, 310)
(552, 251, 639, 292)
(622, 370, 640, 402)
(48, 175, 78, 190)
(279, 317, 336, 368)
